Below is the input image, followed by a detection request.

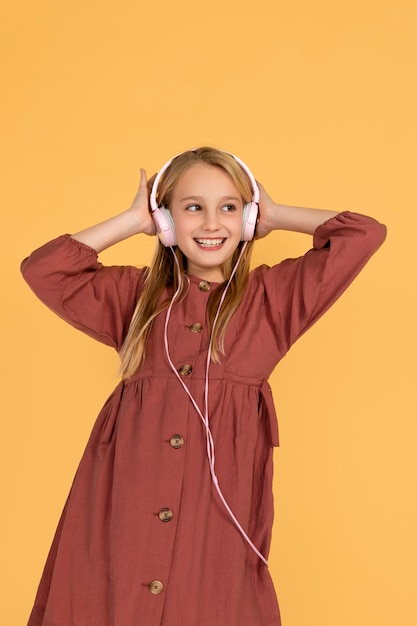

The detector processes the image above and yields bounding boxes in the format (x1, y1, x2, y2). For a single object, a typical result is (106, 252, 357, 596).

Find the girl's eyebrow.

(179, 195, 241, 202)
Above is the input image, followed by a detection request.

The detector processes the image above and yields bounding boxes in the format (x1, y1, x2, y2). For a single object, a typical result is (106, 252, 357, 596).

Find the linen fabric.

(21, 212, 386, 626)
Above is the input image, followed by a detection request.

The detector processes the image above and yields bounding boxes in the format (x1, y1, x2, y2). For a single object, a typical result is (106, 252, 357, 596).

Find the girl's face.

(170, 162, 244, 282)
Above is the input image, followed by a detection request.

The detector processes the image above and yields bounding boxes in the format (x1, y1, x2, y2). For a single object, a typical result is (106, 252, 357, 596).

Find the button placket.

(143, 276, 212, 608)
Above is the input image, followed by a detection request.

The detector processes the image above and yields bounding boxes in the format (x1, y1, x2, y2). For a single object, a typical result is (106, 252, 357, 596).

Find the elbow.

(20, 255, 53, 299)
(20, 255, 37, 288)
(368, 220, 387, 251)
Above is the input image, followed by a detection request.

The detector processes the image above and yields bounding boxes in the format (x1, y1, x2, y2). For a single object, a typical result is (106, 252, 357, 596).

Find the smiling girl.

(21, 147, 386, 626)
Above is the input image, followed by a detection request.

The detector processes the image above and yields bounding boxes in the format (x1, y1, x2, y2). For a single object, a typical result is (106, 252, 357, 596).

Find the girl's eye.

(221, 204, 236, 212)
(186, 204, 201, 212)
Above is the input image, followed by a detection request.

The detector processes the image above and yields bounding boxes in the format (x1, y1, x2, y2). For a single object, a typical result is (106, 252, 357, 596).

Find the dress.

(21, 212, 386, 626)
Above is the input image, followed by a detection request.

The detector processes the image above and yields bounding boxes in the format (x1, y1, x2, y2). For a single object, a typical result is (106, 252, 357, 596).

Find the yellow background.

(1, 0, 416, 624)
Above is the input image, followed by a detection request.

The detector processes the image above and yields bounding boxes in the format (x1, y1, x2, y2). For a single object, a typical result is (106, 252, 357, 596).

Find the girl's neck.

(185, 263, 225, 283)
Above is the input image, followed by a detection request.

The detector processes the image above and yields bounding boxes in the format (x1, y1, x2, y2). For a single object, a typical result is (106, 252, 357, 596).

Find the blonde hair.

(120, 147, 255, 379)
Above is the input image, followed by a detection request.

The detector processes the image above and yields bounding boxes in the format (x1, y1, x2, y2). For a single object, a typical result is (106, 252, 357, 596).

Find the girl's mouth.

(194, 238, 226, 249)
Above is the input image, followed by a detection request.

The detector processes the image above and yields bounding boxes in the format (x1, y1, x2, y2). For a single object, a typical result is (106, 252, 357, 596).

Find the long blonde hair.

(120, 147, 255, 379)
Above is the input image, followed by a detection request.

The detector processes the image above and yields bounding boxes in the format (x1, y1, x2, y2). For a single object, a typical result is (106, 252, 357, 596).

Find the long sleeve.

(21, 234, 146, 350)
(252, 211, 387, 360)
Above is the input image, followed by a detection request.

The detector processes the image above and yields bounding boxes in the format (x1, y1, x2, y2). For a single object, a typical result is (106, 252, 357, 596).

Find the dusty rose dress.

(21, 212, 386, 626)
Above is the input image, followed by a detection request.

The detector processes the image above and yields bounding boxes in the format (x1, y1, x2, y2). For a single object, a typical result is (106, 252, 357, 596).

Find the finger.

(147, 172, 157, 193)
(139, 168, 148, 186)
(129, 170, 149, 208)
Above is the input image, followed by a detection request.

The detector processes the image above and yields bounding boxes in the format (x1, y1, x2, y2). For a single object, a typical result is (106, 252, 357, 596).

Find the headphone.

(149, 150, 259, 247)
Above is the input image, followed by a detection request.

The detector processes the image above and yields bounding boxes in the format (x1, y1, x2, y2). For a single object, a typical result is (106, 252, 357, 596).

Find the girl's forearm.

(268, 203, 339, 236)
(71, 210, 150, 253)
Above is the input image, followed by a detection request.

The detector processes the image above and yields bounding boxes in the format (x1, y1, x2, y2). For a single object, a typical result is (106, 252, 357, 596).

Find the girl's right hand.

(71, 169, 158, 252)
(127, 169, 156, 237)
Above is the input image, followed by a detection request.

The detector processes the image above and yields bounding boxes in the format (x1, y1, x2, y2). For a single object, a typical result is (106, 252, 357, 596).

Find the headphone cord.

(163, 245, 269, 568)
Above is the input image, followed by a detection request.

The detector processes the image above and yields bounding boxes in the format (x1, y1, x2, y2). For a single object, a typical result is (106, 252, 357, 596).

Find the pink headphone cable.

(163, 245, 269, 568)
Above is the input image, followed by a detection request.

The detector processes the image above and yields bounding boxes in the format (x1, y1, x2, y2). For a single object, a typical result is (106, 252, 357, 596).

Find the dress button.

(179, 363, 192, 376)
(170, 434, 184, 449)
(189, 322, 202, 333)
(198, 280, 211, 292)
(149, 580, 164, 595)
(158, 508, 174, 522)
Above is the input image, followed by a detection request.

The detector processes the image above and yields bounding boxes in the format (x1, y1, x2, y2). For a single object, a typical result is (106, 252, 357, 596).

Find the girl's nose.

(202, 209, 220, 231)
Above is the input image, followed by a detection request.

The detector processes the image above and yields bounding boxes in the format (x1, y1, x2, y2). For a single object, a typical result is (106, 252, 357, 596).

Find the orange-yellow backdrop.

(1, 0, 416, 624)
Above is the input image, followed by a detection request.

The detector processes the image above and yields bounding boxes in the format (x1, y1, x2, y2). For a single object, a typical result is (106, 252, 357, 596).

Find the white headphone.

(149, 150, 259, 246)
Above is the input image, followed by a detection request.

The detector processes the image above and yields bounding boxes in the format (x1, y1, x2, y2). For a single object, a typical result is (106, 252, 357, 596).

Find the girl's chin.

(186, 257, 229, 281)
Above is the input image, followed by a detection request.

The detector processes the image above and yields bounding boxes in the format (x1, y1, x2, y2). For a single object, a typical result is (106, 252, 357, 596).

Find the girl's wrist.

(124, 208, 155, 237)
(263, 202, 284, 232)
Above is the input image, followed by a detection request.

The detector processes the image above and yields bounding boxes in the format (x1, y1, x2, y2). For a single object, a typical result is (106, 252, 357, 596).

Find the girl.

(21, 147, 386, 626)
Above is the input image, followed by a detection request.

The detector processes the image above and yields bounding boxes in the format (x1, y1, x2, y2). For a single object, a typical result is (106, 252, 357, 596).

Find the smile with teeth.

(195, 238, 226, 248)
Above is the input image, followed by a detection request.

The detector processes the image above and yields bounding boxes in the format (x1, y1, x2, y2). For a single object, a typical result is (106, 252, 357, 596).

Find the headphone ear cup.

(152, 207, 177, 247)
(241, 201, 259, 241)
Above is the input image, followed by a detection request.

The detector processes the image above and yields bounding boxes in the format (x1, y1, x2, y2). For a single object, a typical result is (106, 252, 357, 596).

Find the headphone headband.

(150, 149, 259, 246)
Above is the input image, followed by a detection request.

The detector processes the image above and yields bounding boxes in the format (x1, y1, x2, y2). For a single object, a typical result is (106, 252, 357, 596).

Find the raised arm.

(255, 182, 339, 239)
(20, 171, 156, 348)
(71, 170, 156, 252)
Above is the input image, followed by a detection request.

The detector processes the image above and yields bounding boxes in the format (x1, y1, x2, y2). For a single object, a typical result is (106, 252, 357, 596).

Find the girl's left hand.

(255, 181, 277, 239)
